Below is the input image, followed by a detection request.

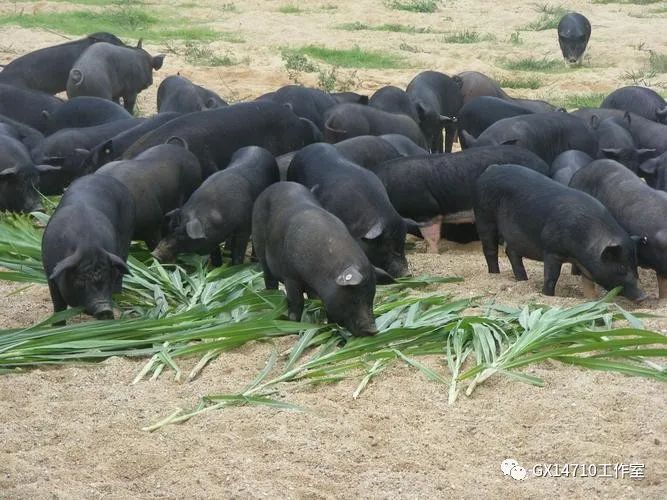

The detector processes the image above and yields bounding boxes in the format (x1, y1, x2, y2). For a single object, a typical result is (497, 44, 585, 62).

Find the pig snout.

(90, 302, 115, 320)
(347, 312, 378, 337)
(622, 283, 648, 303)
(387, 258, 409, 278)
(151, 240, 176, 263)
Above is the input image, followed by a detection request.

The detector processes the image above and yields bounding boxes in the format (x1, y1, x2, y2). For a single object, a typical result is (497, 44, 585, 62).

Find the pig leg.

(443, 126, 453, 153)
(47, 280, 67, 327)
(261, 262, 279, 290)
(476, 217, 500, 273)
(581, 276, 597, 299)
(657, 273, 667, 299)
(209, 245, 222, 267)
(230, 230, 251, 266)
(419, 216, 442, 254)
(506, 247, 528, 281)
(284, 279, 305, 322)
(542, 253, 563, 296)
(122, 93, 137, 114)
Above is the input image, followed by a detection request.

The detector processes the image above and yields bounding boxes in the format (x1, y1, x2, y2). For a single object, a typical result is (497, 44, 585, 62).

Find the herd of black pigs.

(1, 12, 667, 336)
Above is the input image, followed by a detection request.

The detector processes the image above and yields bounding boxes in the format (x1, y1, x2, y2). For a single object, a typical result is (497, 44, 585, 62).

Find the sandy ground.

(1, 1, 667, 499)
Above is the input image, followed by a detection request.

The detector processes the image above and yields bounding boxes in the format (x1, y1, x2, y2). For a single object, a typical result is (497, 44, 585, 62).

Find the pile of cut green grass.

(0, 213, 664, 429)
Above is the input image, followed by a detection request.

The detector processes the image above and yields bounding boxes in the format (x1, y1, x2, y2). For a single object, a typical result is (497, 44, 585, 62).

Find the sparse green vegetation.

(281, 50, 365, 92)
(592, 0, 663, 4)
(523, 4, 569, 31)
(399, 42, 423, 53)
(507, 31, 523, 45)
(317, 66, 360, 92)
(443, 30, 495, 44)
(0, 5, 220, 42)
(497, 76, 542, 89)
(385, 0, 439, 13)
(278, 4, 303, 14)
(337, 22, 434, 33)
(290, 45, 408, 69)
(502, 56, 565, 72)
(552, 92, 606, 110)
(181, 41, 239, 66)
(221, 2, 238, 12)
(649, 51, 667, 73)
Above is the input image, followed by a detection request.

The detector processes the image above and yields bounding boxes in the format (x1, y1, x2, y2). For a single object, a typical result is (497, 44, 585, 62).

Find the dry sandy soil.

(1, 1, 667, 499)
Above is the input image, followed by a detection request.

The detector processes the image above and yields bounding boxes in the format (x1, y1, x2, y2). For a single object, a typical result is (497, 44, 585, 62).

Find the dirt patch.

(0, 1, 666, 498)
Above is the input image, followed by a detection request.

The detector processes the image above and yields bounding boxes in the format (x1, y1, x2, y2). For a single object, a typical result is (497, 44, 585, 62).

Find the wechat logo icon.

(501, 458, 527, 480)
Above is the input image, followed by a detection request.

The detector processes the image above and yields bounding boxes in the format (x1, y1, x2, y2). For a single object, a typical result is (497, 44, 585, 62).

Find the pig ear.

(656, 106, 667, 120)
(630, 235, 648, 246)
(204, 97, 217, 109)
(600, 148, 622, 159)
(74, 148, 90, 157)
(136, 38, 143, 49)
(439, 115, 457, 125)
(42, 110, 51, 121)
(600, 244, 623, 262)
(185, 218, 206, 240)
(49, 249, 82, 280)
(166, 136, 189, 150)
(374, 266, 395, 285)
(460, 130, 476, 148)
(335, 265, 364, 286)
(0, 167, 18, 176)
(639, 158, 658, 175)
(362, 221, 384, 240)
(35, 164, 61, 173)
(283, 102, 294, 112)
(403, 218, 424, 238)
(152, 54, 165, 70)
(105, 251, 130, 275)
(637, 148, 657, 161)
(415, 102, 427, 122)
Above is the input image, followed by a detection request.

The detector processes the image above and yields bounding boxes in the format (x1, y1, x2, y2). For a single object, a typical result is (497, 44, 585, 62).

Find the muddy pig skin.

(42, 174, 135, 322)
(252, 182, 381, 337)
(474, 164, 645, 300)
(97, 144, 202, 249)
(287, 143, 410, 278)
(570, 159, 667, 298)
(152, 146, 278, 266)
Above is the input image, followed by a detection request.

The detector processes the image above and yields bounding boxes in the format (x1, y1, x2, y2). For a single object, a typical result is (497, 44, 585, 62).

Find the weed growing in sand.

(182, 42, 238, 66)
(281, 50, 319, 82)
(385, 0, 439, 13)
(497, 76, 542, 89)
(221, 3, 238, 12)
(523, 4, 568, 31)
(592, 0, 663, 4)
(337, 22, 434, 34)
(622, 68, 658, 86)
(502, 56, 565, 72)
(649, 51, 667, 73)
(399, 42, 424, 53)
(443, 30, 496, 44)
(507, 31, 523, 45)
(278, 4, 302, 14)
(317, 66, 360, 92)
(281, 50, 362, 92)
